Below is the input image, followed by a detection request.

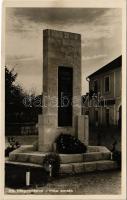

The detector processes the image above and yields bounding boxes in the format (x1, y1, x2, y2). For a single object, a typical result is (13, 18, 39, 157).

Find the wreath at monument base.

(43, 153, 61, 177)
(55, 133, 87, 154)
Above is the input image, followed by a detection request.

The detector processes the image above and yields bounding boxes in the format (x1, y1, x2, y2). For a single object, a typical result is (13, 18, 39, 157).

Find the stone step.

(60, 152, 111, 164)
(9, 152, 47, 165)
(6, 160, 43, 168)
(60, 160, 118, 174)
(9, 151, 111, 165)
(6, 159, 118, 176)
(8, 146, 118, 176)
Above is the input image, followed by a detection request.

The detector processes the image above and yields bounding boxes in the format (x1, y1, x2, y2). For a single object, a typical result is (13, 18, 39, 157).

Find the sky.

(5, 7, 122, 94)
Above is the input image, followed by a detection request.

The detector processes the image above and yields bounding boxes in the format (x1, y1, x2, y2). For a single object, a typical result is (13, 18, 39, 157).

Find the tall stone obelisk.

(38, 29, 83, 152)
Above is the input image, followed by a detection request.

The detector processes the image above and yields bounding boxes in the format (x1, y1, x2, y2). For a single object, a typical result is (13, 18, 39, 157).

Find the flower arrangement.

(5, 137, 20, 157)
(43, 153, 61, 177)
(55, 133, 87, 154)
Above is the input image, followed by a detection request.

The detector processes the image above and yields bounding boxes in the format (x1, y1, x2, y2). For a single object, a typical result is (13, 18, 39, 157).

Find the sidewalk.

(5, 170, 121, 195)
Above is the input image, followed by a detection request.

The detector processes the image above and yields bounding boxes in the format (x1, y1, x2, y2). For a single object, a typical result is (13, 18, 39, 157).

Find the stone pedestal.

(38, 29, 82, 152)
(78, 115, 89, 146)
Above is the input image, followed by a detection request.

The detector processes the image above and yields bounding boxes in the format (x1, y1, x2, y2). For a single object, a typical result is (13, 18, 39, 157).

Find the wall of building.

(88, 66, 121, 127)
(115, 68, 121, 98)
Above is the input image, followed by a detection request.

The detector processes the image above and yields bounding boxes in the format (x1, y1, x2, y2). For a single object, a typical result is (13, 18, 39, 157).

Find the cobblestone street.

(5, 170, 121, 195)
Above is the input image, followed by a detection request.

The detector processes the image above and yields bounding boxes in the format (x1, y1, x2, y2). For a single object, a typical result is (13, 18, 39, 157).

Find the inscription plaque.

(58, 67, 73, 126)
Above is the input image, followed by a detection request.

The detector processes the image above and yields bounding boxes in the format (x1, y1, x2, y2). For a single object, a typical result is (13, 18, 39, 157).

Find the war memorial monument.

(8, 29, 118, 176)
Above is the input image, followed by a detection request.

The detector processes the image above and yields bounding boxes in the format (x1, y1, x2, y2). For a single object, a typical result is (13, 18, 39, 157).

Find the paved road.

(5, 170, 121, 195)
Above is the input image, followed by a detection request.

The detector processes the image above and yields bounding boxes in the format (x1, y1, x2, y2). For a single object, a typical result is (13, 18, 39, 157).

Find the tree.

(5, 66, 42, 124)
(5, 66, 25, 113)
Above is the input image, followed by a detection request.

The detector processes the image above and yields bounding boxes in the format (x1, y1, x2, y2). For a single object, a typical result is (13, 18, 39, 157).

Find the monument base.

(39, 144, 53, 152)
(38, 114, 89, 152)
(8, 145, 119, 174)
(78, 115, 89, 146)
(38, 114, 55, 152)
(38, 114, 76, 152)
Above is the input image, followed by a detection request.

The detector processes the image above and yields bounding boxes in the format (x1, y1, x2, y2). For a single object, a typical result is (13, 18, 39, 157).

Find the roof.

(88, 55, 122, 79)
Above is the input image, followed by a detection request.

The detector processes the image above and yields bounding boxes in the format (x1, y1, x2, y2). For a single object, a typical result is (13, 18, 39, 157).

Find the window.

(58, 67, 73, 127)
(104, 76, 110, 92)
